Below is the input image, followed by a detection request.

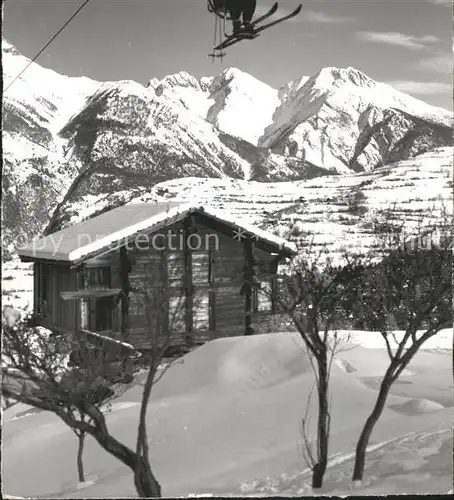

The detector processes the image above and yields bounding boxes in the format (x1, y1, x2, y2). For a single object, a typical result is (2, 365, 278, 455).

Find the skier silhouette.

(211, 0, 257, 34)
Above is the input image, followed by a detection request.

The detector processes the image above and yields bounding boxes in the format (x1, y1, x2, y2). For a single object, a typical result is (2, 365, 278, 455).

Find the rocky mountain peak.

(2, 39, 21, 56)
(147, 77, 160, 89)
(316, 66, 376, 89)
(209, 67, 272, 93)
(153, 71, 203, 95)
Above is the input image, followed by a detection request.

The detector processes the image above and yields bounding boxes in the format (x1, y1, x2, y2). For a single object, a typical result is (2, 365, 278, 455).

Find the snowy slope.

(3, 40, 100, 134)
(2, 40, 101, 258)
(3, 331, 452, 497)
(205, 68, 280, 145)
(50, 147, 452, 263)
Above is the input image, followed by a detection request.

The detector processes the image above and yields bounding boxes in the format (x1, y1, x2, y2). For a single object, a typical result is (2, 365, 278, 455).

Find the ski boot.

(232, 19, 242, 35)
(242, 21, 254, 34)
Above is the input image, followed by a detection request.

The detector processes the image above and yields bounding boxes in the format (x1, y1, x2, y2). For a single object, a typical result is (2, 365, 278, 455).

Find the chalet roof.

(18, 202, 297, 264)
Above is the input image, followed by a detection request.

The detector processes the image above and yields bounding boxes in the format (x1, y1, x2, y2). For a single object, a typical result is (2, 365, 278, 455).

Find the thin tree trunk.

(135, 363, 162, 498)
(312, 355, 329, 489)
(87, 423, 161, 496)
(77, 433, 85, 482)
(135, 414, 161, 497)
(135, 455, 162, 497)
(353, 378, 392, 481)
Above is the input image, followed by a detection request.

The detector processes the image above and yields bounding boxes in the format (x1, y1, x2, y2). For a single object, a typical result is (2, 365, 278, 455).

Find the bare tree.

(268, 244, 365, 488)
(297, 329, 348, 480)
(2, 265, 188, 498)
(129, 264, 188, 497)
(2, 319, 136, 486)
(351, 223, 452, 481)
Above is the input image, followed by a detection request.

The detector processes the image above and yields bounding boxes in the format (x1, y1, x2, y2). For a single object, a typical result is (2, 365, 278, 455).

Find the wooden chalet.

(18, 203, 296, 349)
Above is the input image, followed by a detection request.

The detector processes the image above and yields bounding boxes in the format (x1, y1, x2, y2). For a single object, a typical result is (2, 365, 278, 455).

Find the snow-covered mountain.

(2, 40, 101, 256)
(148, 68, 281, 145)
(2, 40, 452, 258)
(259, 67, 451, 173)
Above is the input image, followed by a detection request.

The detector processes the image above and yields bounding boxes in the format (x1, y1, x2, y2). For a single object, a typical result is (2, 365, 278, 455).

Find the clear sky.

(3, 0, 452, 110)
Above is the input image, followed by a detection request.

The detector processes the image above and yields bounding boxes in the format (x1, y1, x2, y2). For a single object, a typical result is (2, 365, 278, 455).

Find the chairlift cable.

(5, 0, 92, 93)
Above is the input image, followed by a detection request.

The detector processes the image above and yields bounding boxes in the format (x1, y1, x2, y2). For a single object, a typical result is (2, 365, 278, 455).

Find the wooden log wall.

(118, 221, 185, 348)
(197, 227, 245, 337)
(183, 217, 193, 337)
(122, 221, 250, 347)
(126, 247, 168, 349)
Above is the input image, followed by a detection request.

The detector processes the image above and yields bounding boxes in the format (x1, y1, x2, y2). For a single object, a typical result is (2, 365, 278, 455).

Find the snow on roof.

(18, 202, 296, 263)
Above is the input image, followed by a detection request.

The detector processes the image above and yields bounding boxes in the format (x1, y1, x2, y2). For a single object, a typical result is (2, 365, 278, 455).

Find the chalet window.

(83, 267, 111, 289)
(80, 299, 89, 329)
(80, 266, 113, 332)
(80, 296, 114, 332)
(169, 295, 185, 333)
(253, 279, 273, 313)
(167, 253, 186, 333)
(192, 251, 211, 332)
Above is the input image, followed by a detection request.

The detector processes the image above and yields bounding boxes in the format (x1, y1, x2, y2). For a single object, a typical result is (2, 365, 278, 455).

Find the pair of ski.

(212, 3, 302, 53)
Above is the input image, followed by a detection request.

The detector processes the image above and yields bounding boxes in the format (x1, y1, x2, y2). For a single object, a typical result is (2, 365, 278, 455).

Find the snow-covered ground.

(1, 260, 34, 312)
(55, 146, 452, 264)
(3, 330, 452, 498)
(236, 428, 453, 496)
(336, 328, 453, 351)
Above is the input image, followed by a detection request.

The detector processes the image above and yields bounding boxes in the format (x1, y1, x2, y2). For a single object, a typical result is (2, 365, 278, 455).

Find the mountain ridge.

(2, 40, 452, 259)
